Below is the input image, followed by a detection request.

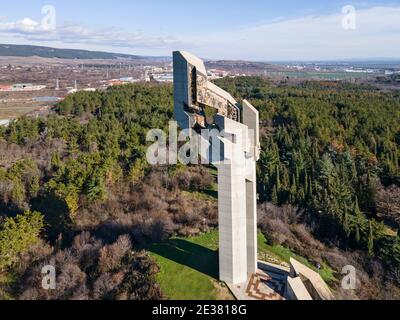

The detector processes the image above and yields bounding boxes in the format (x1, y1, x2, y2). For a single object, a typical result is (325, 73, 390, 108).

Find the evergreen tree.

(343, 206, 351, 238)
(0, 211, 44, 270)
(309, 176, 313, 197)
(353, 197, 364, 244)
(275, 165, 281, 191)
(355, 224, 361, 244)
(304, 170, 309, 195)
(271, 185, 279, 205)
(368, 221, 374, 257)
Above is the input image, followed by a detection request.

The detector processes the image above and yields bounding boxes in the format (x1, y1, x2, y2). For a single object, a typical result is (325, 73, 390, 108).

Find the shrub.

(0, 211, 44, 271)
(98, 235, 132, 273)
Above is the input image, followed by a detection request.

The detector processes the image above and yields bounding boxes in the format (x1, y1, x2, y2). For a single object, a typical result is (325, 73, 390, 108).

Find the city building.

(0, 119, 11, 127)
(11, 83, 47, 91)
(153, 73, 173, 82)
(208, 68, 229, 79)
(0, 84, 13, 92)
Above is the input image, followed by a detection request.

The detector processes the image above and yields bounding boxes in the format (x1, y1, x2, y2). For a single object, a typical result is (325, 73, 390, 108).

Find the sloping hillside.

(0, 44, 157, 60)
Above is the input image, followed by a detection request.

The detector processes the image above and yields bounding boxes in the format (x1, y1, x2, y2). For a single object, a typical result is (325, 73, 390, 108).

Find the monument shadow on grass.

(148, 239, 219, 279)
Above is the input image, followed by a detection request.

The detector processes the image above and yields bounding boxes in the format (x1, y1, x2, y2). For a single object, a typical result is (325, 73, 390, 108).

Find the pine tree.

(354, 197, 363, 244)
(351, 161, 357, 182)
(51, 152, 61, 171)
(354, 197, 362, 218)
(343, 206, 351, 238)
(283, 167, 290, 190)
(289, 176, 297, 204)
(298, 187, 305, 202)
(355, 224, 361, 244)
(304, 170, 309, 195)
(0, 211, 44, 270)
(313, 142, 320, 159)
(275, 165, 281, 191)
(271, 185, 279, 205)
(309, 176, 313, 197)
(368, 221, 374, 257)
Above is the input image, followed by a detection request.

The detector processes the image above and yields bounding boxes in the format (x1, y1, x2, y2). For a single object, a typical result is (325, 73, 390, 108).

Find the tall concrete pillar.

(243, 100, 260, 276)
(215, 115, 249, 284)
(173, 51, 260, 286)
(218, 162, 248, 284)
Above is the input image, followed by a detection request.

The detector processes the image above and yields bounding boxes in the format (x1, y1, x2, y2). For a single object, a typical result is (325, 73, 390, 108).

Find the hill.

(0, 44, 168, 60)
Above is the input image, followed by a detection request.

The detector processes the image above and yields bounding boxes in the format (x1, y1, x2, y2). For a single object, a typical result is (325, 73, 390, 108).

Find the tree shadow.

(148, 239, 219, 279)
(0, 203, 23, 219)
(202, 189, 218, 199)
(30, 194, 74, 243)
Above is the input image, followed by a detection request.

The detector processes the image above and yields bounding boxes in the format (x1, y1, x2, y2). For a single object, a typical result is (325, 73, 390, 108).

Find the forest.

(0, 78, 399, 299)
(217, 78, 400, 261)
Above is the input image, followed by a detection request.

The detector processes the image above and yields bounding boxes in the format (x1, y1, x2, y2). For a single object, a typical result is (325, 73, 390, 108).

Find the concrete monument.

(173, 51, 260, 285)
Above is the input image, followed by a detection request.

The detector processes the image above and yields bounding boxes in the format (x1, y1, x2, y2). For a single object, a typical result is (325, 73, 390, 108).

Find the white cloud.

(0, 17, 42, 33)
(0, 6, 399, 60)
(0, 17, 184, 53)
(184, 6, 400, 60)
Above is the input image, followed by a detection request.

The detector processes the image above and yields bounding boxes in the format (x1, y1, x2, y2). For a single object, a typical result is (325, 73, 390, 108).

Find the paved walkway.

(227, 262, 289, 301)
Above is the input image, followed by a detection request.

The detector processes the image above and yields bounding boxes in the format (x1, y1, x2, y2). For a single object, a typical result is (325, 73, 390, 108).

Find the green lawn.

(148, 230, 336, 300)
(147, 231, 226, 300)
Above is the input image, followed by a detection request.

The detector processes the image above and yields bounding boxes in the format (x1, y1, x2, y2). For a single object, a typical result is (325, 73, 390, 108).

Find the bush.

(17, 233, 162, 300)
(99, 235, 132, 272)
(0, 211, 44, 271)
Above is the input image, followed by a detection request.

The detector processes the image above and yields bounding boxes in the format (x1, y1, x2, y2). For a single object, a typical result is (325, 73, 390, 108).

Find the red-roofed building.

(0, 84, 12, 92)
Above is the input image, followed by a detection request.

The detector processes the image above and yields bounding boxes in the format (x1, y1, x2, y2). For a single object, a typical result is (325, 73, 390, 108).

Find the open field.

(0, 88, 62, 119)
(0, 101, 45, 119)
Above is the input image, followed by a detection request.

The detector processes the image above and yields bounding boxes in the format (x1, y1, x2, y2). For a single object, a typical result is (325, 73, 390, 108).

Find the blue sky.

(0, 0, 399, 60)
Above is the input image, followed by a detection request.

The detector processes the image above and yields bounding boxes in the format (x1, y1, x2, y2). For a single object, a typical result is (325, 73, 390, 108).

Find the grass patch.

(147, 231, 228, 300)
(148, 230, 336, 300)
(182, 190, 217, 202)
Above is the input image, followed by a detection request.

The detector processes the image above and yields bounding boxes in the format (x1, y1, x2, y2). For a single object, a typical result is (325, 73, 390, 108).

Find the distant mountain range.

(1, 44, 398, 65)
(0, 44, 170, 61)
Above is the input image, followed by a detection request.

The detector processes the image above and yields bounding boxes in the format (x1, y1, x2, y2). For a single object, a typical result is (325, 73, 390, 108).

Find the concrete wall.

(246, 168, 257, 275)
(218, 161, 248, 284)
(216, 115, 249, 284)
(289, 258, 335, 300)
(242, 99, 260, 161)
(173, 51, 191, 130)
(285, 277, 313, 301)
(242, 100, 259, 276)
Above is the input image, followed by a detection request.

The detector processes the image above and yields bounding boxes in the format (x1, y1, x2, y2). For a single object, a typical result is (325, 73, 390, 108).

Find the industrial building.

(0, 83, 46, 92)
